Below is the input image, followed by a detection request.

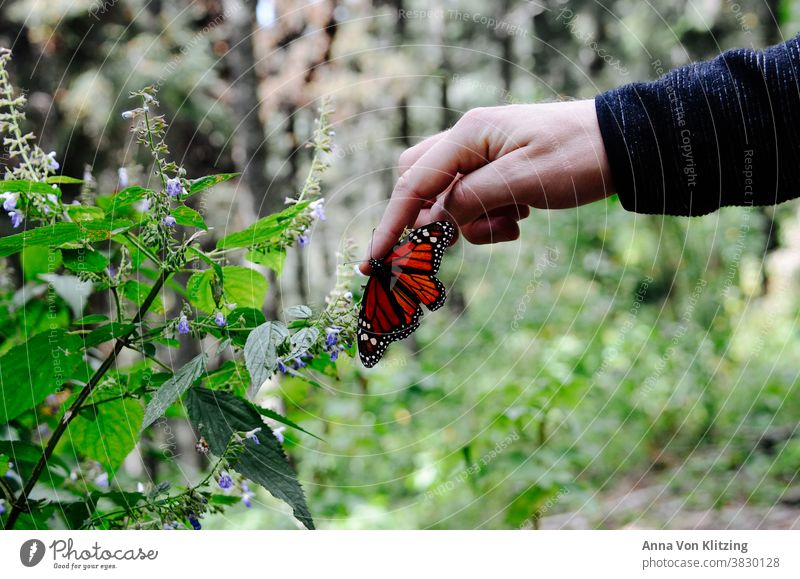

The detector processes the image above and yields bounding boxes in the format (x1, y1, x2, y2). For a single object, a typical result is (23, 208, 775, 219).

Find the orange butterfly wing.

(358, 221, 455, 367)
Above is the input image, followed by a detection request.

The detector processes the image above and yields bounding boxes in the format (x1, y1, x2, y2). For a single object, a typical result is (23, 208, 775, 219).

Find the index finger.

(368, 127, 489, 263)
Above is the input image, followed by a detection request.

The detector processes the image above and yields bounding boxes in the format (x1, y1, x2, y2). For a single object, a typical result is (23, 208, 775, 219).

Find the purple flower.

(107, 265, 117, 278)
(218, 471, 233, 490)
(118, 167, 129, 188)
(163, 522, 176, 530)
(291, 357, 306, 370)
(162, 215, 176, 227)
(277, 361, 288, 374)
(47, 151, 59, 171)
(2, 192, 17, 212)
(241, 481, 254, 508)
(310, 199, 326, 221)
(166, 177, 184, 197)
(177, 315, 190, 335)
(0, 498, 5, 515)
(94, 472, 109, 488)
(330, 349, 339, 362)
(136, 197, 150, 212)
(215, 312, 226, 327)
(325, 326, 341, 348)
(121, 110, 134, 119)
(297, 234, 309, 247)
(273, 427, 285, 444)
(188, 513, 202, 530)
(9, 211, 22, 228)
(245, 427, 261, 445)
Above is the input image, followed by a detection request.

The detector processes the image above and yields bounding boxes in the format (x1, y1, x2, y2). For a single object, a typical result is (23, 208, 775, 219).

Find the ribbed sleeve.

(595, 35, 800, 216)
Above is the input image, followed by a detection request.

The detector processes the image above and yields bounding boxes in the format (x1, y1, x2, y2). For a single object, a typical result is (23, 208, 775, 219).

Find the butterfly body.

(358, 221, 455, 367)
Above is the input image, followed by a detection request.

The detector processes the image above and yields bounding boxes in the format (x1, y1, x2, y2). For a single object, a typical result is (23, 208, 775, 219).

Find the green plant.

(0, 50, 355, 530)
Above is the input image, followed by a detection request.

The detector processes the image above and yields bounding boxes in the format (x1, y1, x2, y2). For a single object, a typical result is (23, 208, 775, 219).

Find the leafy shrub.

(0, 48, 356, 530)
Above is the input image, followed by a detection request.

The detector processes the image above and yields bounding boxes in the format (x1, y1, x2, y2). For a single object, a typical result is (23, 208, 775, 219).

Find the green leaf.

(285, 305, 312, 319)
(216, 201, 310, 250)
(289, 327, 319, 359)
(0, 179, 60, 195)
(187, 266, 268, 313)
(46, 175, 83, 185)
(82, 323, 136, 349)
(140, 353, 208, 433)
(247, 247, 286, 276)
(74, 314, 109, 326)
(97, 186, 152, 213)
(244, 322, 288, 389)
(0, 331, 85, 424)
(186, 387, 314, 529)
(0, 453, 8, 477)
(122, 280, 164, 314)
(209, 494, 242, 506)
(62, 248, 109, 274)
(248, 402, 323, 441)
(203, 360, 249, 397)
(66, 205, 106, 222)
(21, 246, 61, 281)
(172, 205, 208, 230)
(188, 172, 239, 195)
(0, 219, 132, 257)
(186, 246, 223, 280)
(66, 398, 144, 473)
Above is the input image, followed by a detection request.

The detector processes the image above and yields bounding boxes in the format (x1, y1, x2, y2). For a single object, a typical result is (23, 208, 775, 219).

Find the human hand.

(361, 99, 613, 272)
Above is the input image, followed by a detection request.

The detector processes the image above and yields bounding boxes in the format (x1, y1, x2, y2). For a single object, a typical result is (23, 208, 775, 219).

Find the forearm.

(596, 35, 800, 216)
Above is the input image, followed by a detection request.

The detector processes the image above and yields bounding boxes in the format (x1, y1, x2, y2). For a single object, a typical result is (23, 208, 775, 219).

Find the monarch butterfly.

(358, 220, 456, 367)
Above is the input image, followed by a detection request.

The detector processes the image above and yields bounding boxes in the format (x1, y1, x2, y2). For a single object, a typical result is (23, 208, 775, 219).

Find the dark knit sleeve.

(595, 35, 800, 216)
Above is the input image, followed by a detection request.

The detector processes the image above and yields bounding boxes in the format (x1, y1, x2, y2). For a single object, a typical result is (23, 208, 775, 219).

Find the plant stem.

(124, 231, 162, 268)
(3, 269, 172, 530)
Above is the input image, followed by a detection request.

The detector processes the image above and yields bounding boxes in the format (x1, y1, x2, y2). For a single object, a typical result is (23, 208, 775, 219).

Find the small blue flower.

(136, 197, 150, 212)
(9, 211, 22, 228)
(188, 513, 202, 530)
(277, 361, 288, 374)
(166, 177, 184, 197)
(162, 215, 176, 227)
(325, 326, 341, 348)
(218, 471, 233, 490)
(163, 522, 176, 530)
(241, 481, 254, 508)
(297, 234, 309, 247)
(2, 192, 17, 212)
(330, 349, 339, 362)
(215, 312, 226, 327)
(47, 152, 59, 171)
(118, 167, 129, 188)
(245, 427, 261, 444)
(94, 472, 109, 488)
(273, 427, 286, 444)
(310, 199, 326, 221)
(121, 110, 134, 119)
(177, 315, 190, 335)
(0, 498, 5, 515)
(291, 357, 306, 370)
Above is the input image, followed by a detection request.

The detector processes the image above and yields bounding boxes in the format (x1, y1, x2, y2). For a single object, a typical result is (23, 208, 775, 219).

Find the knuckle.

(459, 106, 489, 127)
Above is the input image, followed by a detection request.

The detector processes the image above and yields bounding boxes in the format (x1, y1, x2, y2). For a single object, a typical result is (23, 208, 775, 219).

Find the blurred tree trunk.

(226, 0, 275, 217)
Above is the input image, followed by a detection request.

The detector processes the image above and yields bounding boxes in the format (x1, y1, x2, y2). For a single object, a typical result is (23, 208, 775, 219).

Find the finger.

(428, 147, 535, 226)
(370, 126, 490, 260)
(398, 130, 450, 176)
(461, 215, 521, 245)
